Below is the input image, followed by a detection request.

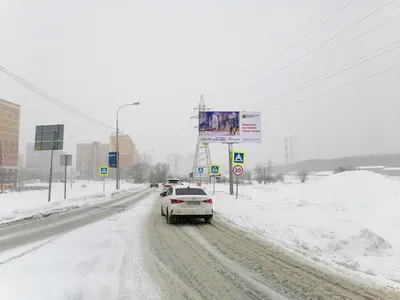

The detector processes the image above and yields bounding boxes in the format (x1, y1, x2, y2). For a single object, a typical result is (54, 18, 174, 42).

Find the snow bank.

(211, 171, 400, 290)
(0, 181, 146, 225)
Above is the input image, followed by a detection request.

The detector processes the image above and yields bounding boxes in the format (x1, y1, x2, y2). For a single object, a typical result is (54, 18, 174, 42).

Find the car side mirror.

(160, 192, 166, 197)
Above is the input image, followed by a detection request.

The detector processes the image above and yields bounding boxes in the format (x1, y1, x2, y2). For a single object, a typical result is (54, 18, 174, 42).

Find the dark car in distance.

(150, 183, 159, 188)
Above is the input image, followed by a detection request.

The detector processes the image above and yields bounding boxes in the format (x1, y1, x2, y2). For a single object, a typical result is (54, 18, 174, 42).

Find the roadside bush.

(297, 170, 308, 183)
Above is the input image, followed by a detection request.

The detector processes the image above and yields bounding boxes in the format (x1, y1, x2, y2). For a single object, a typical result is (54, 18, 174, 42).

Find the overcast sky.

(1, 0, 400, 168)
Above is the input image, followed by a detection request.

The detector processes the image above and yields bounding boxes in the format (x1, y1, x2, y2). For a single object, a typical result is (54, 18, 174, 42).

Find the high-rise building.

(184, 153, 195, 175)
(166, 153, 184, 177)
(76, 142, 109, 179)
(25, 142, 66, 175)
(0, 99, 20, 186)
(109, 134, 138, 169)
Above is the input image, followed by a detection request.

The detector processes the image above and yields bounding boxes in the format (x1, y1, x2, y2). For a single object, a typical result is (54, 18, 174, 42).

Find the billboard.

(198, 111, 261, 143)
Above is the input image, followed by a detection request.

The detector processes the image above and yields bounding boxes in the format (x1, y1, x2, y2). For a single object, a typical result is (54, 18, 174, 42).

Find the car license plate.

(187, 202, 200, 205)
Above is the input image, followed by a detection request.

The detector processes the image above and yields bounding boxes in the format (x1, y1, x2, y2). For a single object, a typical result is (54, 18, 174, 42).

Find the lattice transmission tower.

(191, 95, 212, 183)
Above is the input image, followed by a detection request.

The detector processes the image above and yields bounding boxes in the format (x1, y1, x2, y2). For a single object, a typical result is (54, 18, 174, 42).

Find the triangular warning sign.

(234, 153, 243, 162)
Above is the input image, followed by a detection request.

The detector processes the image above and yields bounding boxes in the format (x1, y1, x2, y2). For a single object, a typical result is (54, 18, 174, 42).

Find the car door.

(162, 187, 173, 212)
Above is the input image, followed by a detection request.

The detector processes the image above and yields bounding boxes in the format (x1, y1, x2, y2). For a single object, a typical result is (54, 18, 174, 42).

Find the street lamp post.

(116, 102, 140, 189)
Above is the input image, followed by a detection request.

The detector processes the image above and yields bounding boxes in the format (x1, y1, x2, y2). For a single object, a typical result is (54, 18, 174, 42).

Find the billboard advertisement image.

(199, 111, 261, 143)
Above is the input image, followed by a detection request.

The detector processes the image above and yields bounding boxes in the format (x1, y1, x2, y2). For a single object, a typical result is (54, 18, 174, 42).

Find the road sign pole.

(213, 176, 216, 195)
(103, 176, 106, 194)
(236, 175, 239, 199)
(64, 156, 67, 199)
(228, 143, 233, 195)
(48, 131, 56, 203)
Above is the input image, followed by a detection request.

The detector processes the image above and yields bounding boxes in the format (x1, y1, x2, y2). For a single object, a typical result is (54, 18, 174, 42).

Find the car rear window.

(175, 188, 207, 195)
(167, 180, 180, 184)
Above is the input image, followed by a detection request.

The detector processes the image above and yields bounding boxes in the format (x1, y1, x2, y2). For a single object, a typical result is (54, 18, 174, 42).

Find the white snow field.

(0, 194, 161, 300)
(0, 180, 146, 225)
(208, 171, 400, 291)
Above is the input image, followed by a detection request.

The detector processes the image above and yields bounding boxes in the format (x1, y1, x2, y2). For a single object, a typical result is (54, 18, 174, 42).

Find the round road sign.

(232, 164, 244, 176)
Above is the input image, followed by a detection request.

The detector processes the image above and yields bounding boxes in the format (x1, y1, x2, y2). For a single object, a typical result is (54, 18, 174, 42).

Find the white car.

(162, 178, 181, 192)
(160, 185, 213, 224)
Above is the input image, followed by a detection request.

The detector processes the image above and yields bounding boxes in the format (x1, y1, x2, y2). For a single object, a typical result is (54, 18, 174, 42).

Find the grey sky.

(1, 0, 400, 168)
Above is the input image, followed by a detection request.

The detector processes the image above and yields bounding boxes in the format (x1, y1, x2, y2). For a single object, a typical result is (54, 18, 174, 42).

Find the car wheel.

(161, 205, 166, 216)
(167, 210, 175, 224)
(204, 216, 212, 224)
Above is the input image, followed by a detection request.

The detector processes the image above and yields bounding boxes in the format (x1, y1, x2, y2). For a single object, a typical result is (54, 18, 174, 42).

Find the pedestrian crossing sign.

(232, 151, 246, 165)
(210, 164, 220, 174)
(198, 167, 204, 174)
(99, 166, 109, 176)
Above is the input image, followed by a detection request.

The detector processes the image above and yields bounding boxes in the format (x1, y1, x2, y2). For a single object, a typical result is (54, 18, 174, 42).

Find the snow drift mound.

(312, 170, 399, 190)
(334, 228, 392, 257)
(297, 170, 400, 206)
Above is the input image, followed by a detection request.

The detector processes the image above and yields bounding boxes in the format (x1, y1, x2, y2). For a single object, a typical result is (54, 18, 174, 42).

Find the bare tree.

(149, 163, 171, 183)
(297, 170, 308, 183)
(243, 171, 253, 184)
(254, 164, 264, 183)
(129, 162, 146, 183)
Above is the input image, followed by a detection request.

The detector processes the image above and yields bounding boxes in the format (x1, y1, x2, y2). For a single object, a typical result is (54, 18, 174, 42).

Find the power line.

(254, 0, 357, 74)
(0, 65, 114, 129)
(276, 13, 400, 84)
(238, 0, 396, 96)
(263, 39, 400, 105)
(268, 63, 400, 112)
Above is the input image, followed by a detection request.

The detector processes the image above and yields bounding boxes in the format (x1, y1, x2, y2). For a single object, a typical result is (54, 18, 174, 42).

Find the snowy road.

(0, 188, 153, 252)
(144, 203, 399, 300)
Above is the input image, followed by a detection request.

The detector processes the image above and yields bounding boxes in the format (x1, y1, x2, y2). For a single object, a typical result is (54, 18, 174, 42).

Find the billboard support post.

(228, 143, 233, 195)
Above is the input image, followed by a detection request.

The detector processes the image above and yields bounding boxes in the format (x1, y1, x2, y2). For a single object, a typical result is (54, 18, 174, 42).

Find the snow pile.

(211, 171, 400, 289)
(0, 181, 146, 225)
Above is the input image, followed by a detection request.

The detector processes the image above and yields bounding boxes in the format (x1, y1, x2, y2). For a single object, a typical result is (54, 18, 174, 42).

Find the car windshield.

(175, 188, 207, 196)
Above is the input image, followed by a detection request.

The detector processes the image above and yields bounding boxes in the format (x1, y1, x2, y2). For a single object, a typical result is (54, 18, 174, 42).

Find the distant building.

(184, 153, 195, 175)
(166, 153, 184, 177)
(76, 142, 109, 179)
(0, 99, 20, 186)
(25, 142, 66, 175)
(109, 134, 139, 169)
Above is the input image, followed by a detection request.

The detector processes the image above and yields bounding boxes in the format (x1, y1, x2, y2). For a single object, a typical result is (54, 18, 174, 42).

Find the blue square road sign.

(232, 151, 246, 165)
(198, 167, 204, 174)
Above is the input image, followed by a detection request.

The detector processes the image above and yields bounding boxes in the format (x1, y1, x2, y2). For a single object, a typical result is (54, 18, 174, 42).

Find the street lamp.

(116, 102, 140, 189)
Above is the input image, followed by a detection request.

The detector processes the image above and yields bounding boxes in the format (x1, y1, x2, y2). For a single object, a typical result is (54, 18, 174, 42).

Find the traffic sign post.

(232, 164, 244, 199)
(99, 166, 109, 194)
(210, 164, 221, 195)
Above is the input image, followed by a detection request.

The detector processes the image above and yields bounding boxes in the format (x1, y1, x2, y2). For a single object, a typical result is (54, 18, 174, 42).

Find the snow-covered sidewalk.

(0, 180, 146, 225)
(0, 193, 161, 300)
(207, 171, 400, 291)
